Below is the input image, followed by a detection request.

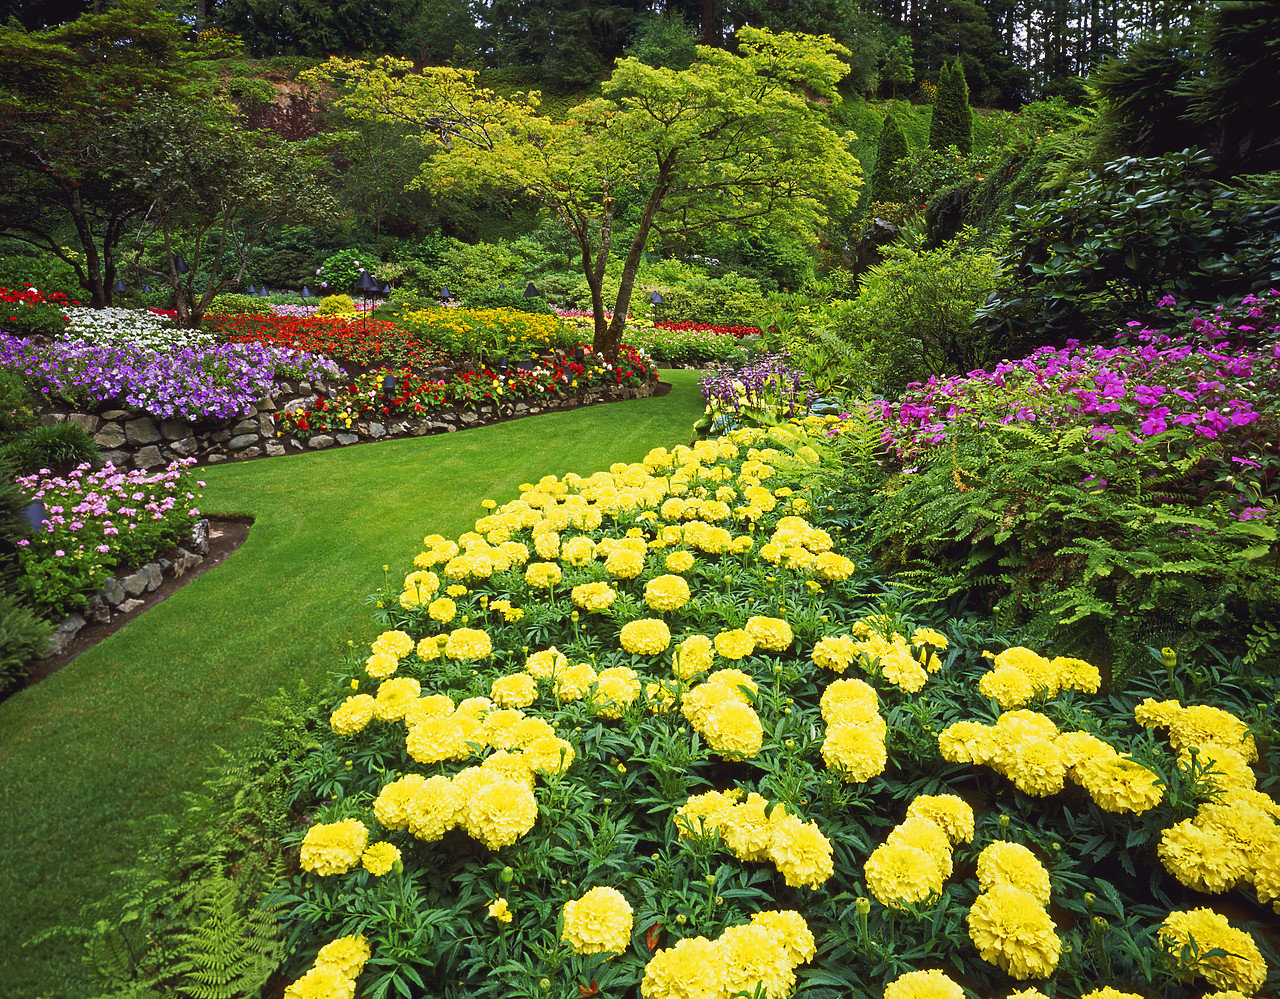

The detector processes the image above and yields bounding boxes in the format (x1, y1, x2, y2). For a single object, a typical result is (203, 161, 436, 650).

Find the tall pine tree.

(871, 112, 908, 203)
(928, 58, 972, 155)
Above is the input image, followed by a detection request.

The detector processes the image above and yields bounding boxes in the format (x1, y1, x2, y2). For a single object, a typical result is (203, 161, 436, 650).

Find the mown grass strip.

(0, 371, 705, 998)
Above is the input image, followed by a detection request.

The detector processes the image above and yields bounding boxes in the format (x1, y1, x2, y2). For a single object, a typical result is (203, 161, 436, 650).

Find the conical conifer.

(871, 112, 908, 203)
(929, 59, 972, 155)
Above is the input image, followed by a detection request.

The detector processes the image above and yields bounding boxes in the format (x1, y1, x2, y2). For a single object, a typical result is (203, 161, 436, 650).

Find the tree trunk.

(65, 187, 108, 307)
(603, 157, 675, 357)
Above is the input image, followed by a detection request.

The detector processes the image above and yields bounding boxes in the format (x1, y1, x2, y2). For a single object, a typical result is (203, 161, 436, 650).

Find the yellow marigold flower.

(330, 694, 376, 735)
(315, 934, 370, 978)
(967, 885, 1061, 980)
(665, 549, 695, 573)
(1134, 696, 1183, 729)
(883, 968, 964, 999)
(1079, 990, 1145, 999)
(674, 789, 739, 839)
(455, 695, 493, 719)
(976, 841, 1051, 905)
(822, 723, 887, 782)
(819, 676, 881, 727)
(508, 716, 555, 748)
(705, 667, 755, 699)
(407, 716, 474, 764)
(864, 841, 944, 908)
(365, 651, 399, 679)
(361, 841, 400, 876)
(715, 629, 756, 660)
(562, 886, 634, 955)
(525, 560, 562, 589)
(572, 581, 617, 612)
(523, 646, 568, 679)
(812, 550, 855, 582)
(482, 749, 535, 788)
(1074, 754, 1164, 813)
(300, 818, 369, 876)
(1168, 704, 1257, 762)
(703, 699, 763, 760)
(488, 896, 512, 923)
(374, 773, 427, 830)
(673, 634, 714, 680)
(561, 535, 597, 566)
(372, 630, 414, 658)
(374, 676, 421, 722)
(461, 776, 538, 850)
(886, 817, 953, 884)
(641, 935, 724, 999)
(720, 791, 778, 862)
(997, 736, 1067, 797)
(416, 635, 443, 661)
(1159, 908, 1265, 994)
(428, 597, 457, 623)
(938, 720, 998, 764)
(745, 615, 793, 651)
(715, 922, 795, 998)
(1179, 744, 1255, 793)
(491, 673, 538, 709)
(728, 534, 754, 554)
(621, 618, 673, 655)
(444, 627, 492, 660)
(904, 794, 975, 845)
(1056, 730, 1116, 770)
(284, 964, 355, 999)
(595, 666, 642, 718)
(1157, 819, 1247, 894)
(979, 665, 1036, 709)
(749, 910, 815, 966)
(403, 694, 455, 728)
(767, 814, 833, 889)
(605, 547, 646, 578)
(482, 708, 527, 750)
(405, 774, 461, 841)
(880, 646, 928, 693)
(1050, 655, 1101, 693)
(645, 574, 691, 612)
(995, 709, 1060, 741)
(812, 634, 859, 673)
(534, 531, 560, 560)
(554, 662, 597, 702)
(522, 735, 575, 776)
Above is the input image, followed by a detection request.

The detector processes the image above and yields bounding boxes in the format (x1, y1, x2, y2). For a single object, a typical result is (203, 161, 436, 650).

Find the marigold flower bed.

(274, 421, 1279, 999)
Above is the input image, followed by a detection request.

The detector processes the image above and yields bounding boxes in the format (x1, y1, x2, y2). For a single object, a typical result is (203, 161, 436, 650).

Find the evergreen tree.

(871, 112, 908, 203)
(928, 58, 972, 155)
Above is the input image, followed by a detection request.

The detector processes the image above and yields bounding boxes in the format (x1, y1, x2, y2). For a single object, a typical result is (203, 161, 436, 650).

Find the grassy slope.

(0, 371, 704, 999)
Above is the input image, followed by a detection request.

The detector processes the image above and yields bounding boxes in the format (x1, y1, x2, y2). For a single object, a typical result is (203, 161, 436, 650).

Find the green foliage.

(928, 59, 972, 156)
(170, 877, 283, 999)
(0, 589, 52, 697)
(858, 421, 1280, 675)
(891, 145, 972, 210)
(207, 293, 273, 316)
(461, 284, 556, 314)
(0, 422, 100, 477)
(840, 234, 1000, 394)
(982, 148, 1280, 347)
(871, 112, 908, 203)
(0, 298, 69, 337)
(0, 254, 82, 298)
(316, 247, 381, 295)
(880, 35, 914, 100)
(651, 272, 770, 327)
(316, 294, 358, 316)
(627, 10, 697, 71)
(0, 370, 39, 446)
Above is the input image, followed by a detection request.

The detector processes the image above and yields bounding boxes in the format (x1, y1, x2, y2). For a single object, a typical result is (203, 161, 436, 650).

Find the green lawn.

(0, 371, 705, 999)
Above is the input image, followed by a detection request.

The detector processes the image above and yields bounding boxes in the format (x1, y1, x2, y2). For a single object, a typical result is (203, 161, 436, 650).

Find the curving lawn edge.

(0, 370, 706, 999)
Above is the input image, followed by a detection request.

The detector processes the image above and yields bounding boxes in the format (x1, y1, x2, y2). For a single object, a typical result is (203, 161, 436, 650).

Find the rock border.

(39, 375, 659, 469)
(44, 518, 211, 658)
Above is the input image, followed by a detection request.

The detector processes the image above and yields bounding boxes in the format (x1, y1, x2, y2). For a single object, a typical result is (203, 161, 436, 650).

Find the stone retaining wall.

(38, 376, 657, 469)
(46, 519, 211, 656)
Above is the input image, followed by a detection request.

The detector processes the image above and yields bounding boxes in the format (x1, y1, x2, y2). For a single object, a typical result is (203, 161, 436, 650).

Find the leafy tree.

(929, 57, 972, 155)
(881, 33, 913, 99)
(871, 111, 908, 202)
(0, 0, 228, 306)
(306, 27, 862, 356)
(627, 9, 697, 70)
(212, 0, 425, 57)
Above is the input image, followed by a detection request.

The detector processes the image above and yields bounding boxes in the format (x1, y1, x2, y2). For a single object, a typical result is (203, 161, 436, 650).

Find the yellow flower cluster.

(330, 693, 375, 735)
(967, 881, 1061, 980)
(864, 795, 973, 909)
(1139, 699, 1280, 908)
(488, 896, 512, 923)
(674, 790, 833, 889)
(284, 934, 370, 999)
(819, 678, 886, 783)
(561, 886, 634, 955)
(809, 613, 941, 693)
(373, 762, 544, 850)
(672, 634, 714, 681)
(397, 569, 440, 610)
(1159, 908, 1266, 994)
(361, 841, 401, 876)
(621, 618, 672, 655)
(681, 671, 763, 760)
(300, 818, 369, 876)
(644, 573, 691, 612)
(977, 646, 1102, 708)
(571, 580, 616, 612)
(594, 665, 642, 718)
(491, 672, 538, 708)
(883, 968, 965, 999)
(640, 910, 815, 999)
(938, 710, 1163, 812)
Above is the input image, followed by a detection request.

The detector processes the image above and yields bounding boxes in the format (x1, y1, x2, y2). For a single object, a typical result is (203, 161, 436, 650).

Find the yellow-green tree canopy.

(304, 27, 862, 355)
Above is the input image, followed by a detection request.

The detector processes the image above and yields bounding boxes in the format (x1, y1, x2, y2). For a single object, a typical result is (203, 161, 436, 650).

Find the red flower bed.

(210, 313, 431, 369)
(654, 320, 759, 338)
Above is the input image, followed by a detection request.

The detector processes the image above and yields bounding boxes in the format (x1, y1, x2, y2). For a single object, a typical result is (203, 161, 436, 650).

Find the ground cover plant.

(268, 419, 1278, 999)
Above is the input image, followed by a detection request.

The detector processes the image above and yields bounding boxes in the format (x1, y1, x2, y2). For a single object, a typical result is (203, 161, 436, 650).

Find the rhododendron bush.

(273, 420, 1278, 999)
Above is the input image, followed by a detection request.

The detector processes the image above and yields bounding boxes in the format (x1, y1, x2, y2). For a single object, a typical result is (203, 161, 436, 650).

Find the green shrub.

(1, 300, 70, 338)
(841, 235, 1000, 395)
(1, 423, 100, 476)
(0, 590, 52, 696)
(929, 59, 973, 155)
(206, 293, 273, 316)
(627, 10, 697, 70)
(316, 248, 381, 295)
(316, 294, 358, 317)
(652, 272, 770, 326)
(461, 284, 556, 315)
(0, 372, 39, 446)
(871, 112, 908, 203)
(0, 254, 81, 299)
